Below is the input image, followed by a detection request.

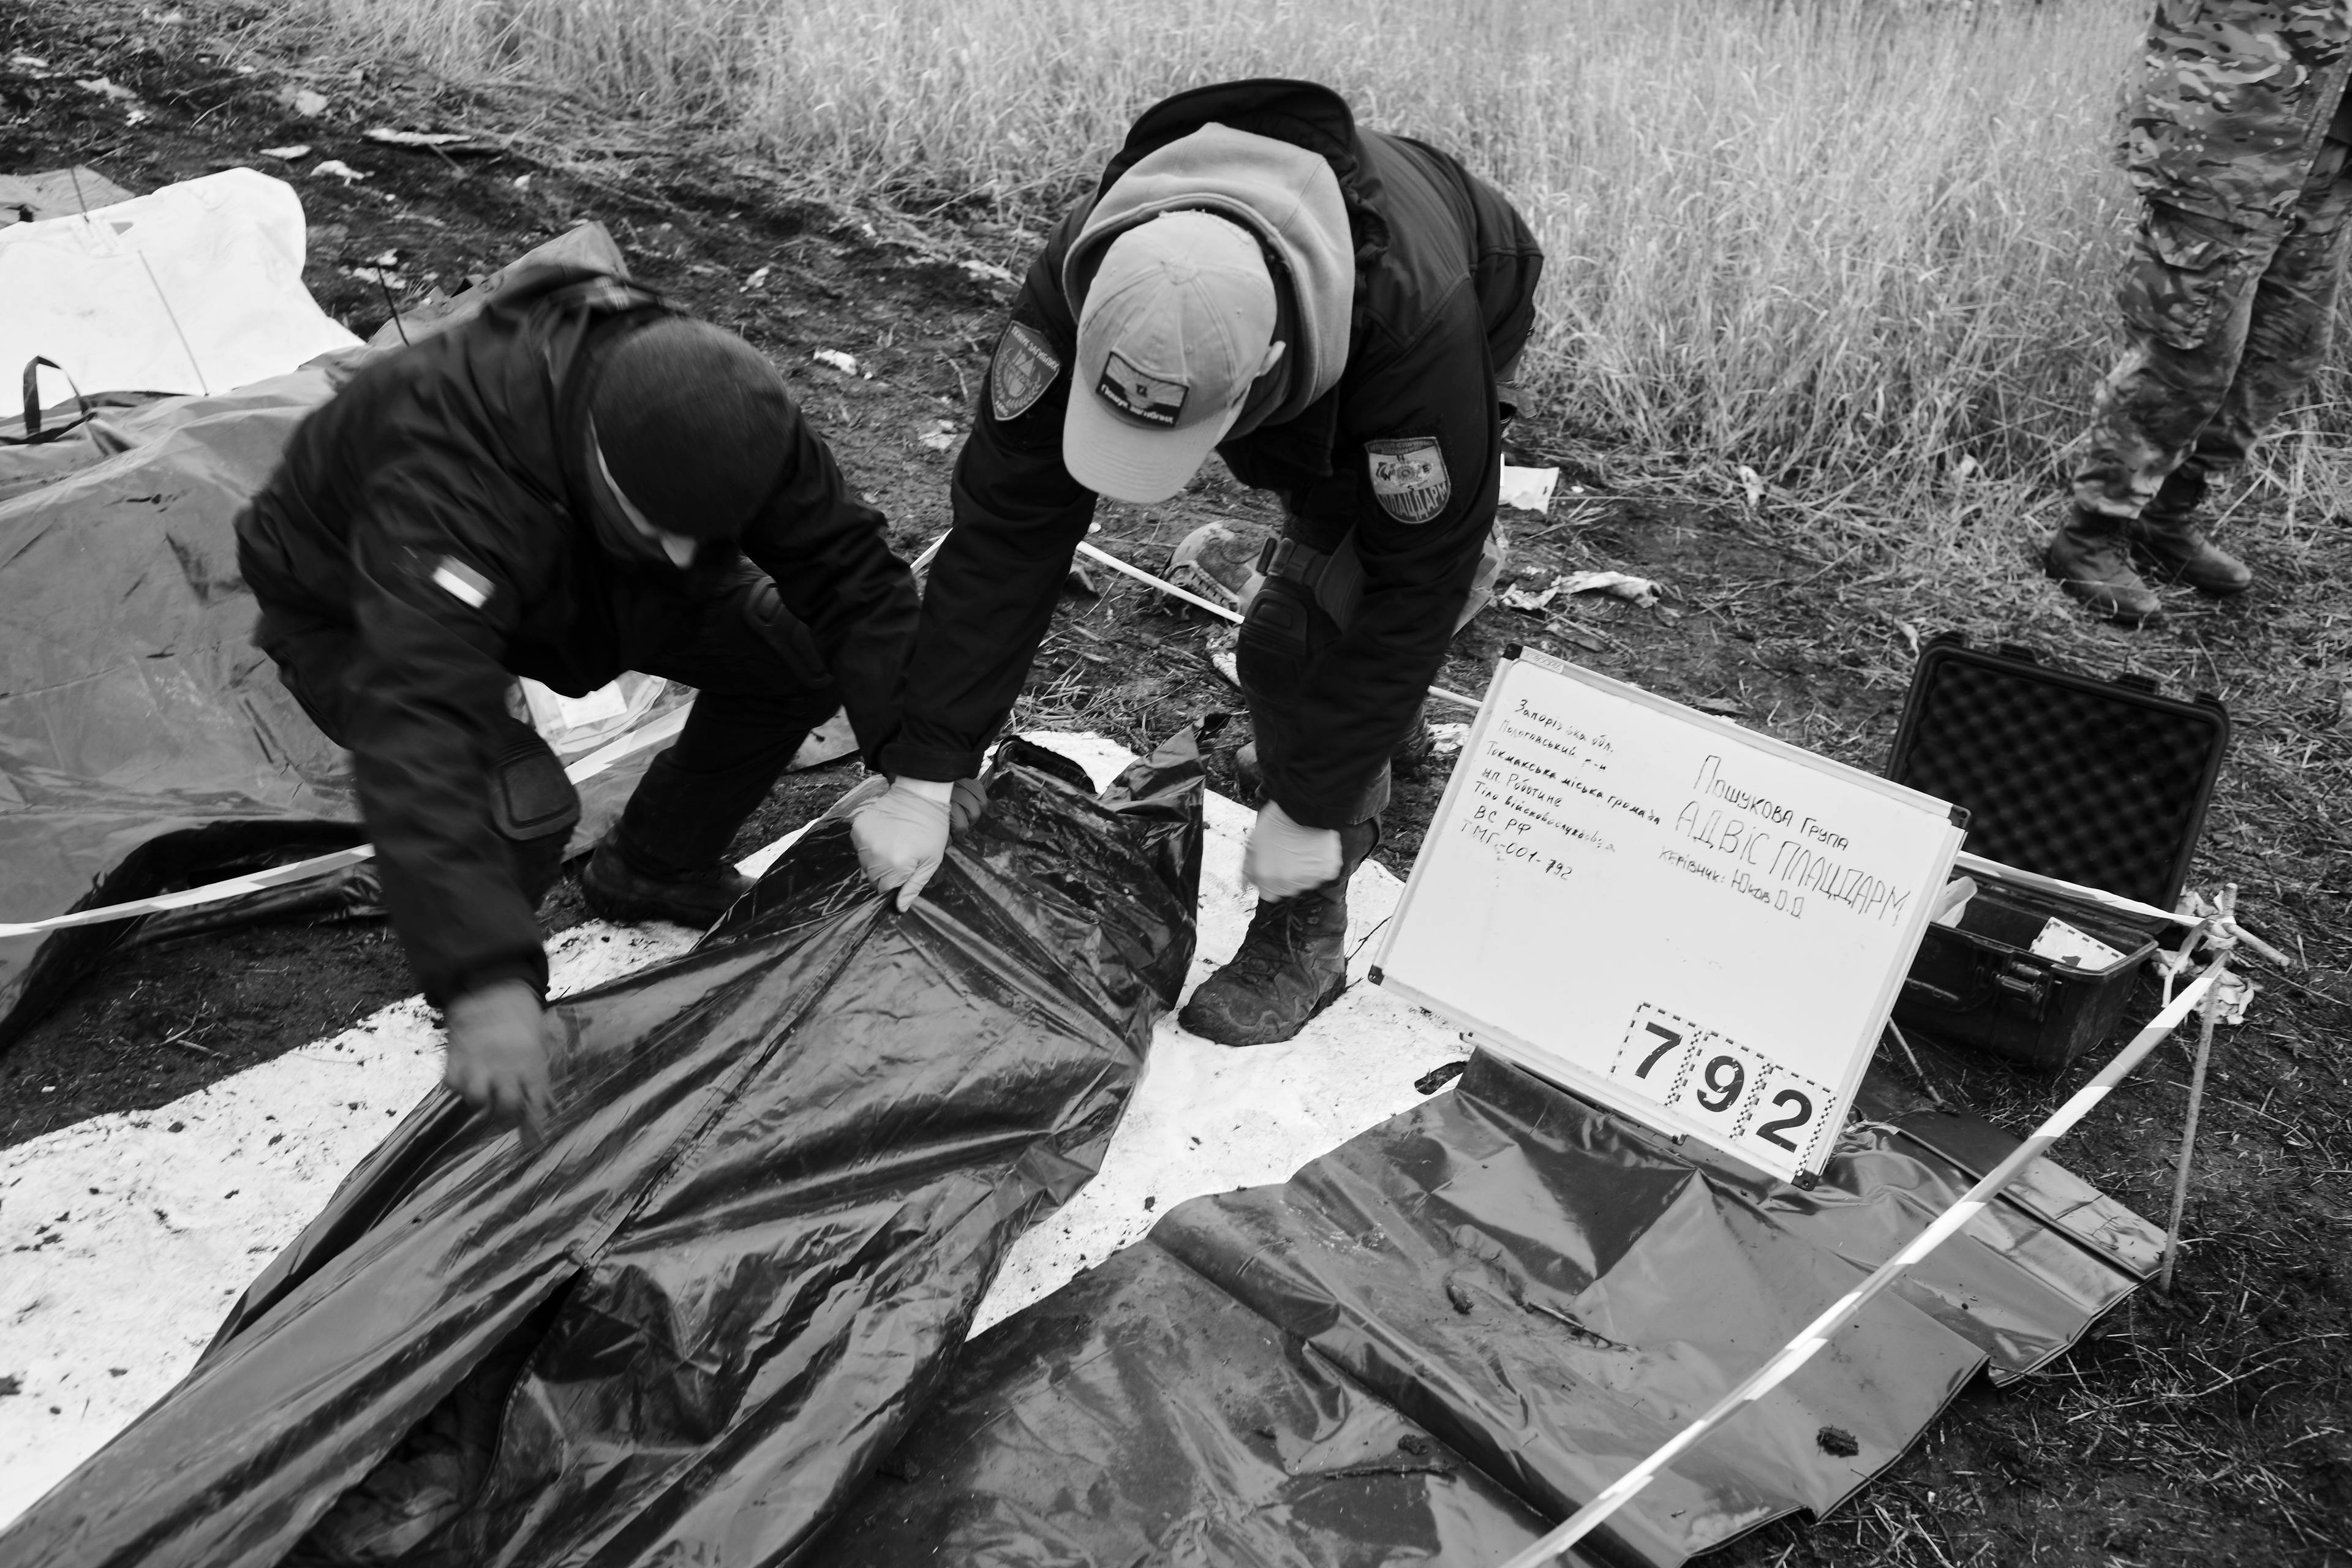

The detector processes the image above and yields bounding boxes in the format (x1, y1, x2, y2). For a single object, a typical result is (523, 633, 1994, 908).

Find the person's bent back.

(238, 266, 917, 1131)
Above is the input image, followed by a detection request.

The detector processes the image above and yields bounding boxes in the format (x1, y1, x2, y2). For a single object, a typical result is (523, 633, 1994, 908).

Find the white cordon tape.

(1076, 538, 1244, 624)
(1488, 965, 2223, 1568)
(0, 707, 691, 941)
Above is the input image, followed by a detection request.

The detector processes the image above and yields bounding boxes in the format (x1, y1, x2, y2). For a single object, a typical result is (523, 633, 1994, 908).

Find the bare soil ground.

(3, 4, 2349, 1562)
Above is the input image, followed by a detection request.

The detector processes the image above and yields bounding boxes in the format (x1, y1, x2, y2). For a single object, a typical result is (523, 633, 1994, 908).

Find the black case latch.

(1994, 957, 2051, 1020)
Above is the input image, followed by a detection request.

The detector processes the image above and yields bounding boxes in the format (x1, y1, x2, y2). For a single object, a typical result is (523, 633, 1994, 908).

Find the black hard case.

(1883, 635, 2229, 1070)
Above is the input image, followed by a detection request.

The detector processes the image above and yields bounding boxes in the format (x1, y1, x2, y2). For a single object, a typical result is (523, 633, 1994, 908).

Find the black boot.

(2045, 510, 2162, 625)
(580, 830, 752, 929)
(2132, 516, 2253, 595)
(1179, 821, 1377, 1046)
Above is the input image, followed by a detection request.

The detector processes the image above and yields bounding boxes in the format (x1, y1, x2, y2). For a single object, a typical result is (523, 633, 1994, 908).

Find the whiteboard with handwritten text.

(1373, 648, 1964, 1182)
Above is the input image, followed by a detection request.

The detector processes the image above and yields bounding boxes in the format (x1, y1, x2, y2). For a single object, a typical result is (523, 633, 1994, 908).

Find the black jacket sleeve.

(1265, 291, 1502, 829)
(736, 408, 920, 763)
(879, 239, 1098, 784)
(345, 460, 547, 1006)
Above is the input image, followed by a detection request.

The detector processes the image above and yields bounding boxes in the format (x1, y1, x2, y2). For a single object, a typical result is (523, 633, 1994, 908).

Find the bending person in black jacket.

(238, 268, 917, 1128)
(854, 80, 1542, 1044)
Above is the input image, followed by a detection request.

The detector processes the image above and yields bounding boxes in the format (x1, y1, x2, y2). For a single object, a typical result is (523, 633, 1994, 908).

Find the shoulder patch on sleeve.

(990, 322, 1063, 423)
(1365, 437, 1452, 524)
(430, 556, 494, 609)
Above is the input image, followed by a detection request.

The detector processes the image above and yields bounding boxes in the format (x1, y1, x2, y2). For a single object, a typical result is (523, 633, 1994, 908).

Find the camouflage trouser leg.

(2072, 138, 2352, 530)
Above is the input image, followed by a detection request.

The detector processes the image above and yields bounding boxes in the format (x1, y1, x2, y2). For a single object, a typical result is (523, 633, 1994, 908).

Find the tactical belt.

(1257, 537, 1337, 593)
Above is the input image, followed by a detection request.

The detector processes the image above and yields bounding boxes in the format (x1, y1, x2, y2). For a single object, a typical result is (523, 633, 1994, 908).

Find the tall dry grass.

(296, 0, 2198, 508)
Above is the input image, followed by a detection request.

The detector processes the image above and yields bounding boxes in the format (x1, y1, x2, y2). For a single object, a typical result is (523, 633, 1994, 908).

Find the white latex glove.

(1242, 801, 1343, 901)
(443, 978, 554, 1143)
(851, 776, 956, 910)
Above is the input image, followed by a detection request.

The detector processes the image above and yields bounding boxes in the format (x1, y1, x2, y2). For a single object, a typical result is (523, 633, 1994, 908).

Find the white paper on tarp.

(520, 673, 671, 756)
(1373, 647, 1964, 1182)
(0, 167, 360, 400)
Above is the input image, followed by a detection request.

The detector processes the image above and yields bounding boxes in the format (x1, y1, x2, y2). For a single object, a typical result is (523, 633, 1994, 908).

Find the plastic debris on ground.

(1163, 518, 1271, 616)
(0, 732, 1206, 1568)
(1498, 460, 1559, 513)
(1499, 569, 1663, 614)
(1205, 627, 1241, 688)
(361, 129, 484, 154)
(813, 1053, 2167, 1568)
(812, 348, 860, 375)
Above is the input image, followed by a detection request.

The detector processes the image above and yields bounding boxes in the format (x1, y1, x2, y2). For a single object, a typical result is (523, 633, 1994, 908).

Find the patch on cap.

(990, 322, 1061, 423)
(1365, 437, 1451, 524)
(1096, 351, 1188, 427)
(431, 556, 494, 609)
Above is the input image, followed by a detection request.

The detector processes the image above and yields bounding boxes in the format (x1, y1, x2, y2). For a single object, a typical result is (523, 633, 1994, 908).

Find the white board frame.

(1371, 647, 1964, 1183)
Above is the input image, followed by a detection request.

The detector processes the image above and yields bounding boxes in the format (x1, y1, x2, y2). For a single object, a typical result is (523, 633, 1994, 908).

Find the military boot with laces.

(2045, 510, 2162, 625)
(2132, 515, 2253, 595)
(1179, 820, 1377, 1046)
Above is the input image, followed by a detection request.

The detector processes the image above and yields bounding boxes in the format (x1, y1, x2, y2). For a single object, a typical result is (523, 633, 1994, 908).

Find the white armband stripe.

(432, 557, 493, 609)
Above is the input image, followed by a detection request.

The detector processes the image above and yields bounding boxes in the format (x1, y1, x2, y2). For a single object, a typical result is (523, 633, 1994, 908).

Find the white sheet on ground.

(0, 167, 360, 401)
(0, 733, 1467, 1524)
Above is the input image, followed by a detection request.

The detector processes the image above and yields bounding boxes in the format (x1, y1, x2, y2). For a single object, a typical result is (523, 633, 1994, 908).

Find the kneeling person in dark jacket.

(237, 268, 918, 1130)
(854, 79, 1542, 1046)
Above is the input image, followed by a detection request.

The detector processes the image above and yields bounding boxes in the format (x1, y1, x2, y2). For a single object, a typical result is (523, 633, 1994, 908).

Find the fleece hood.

(1063, 121, 1355, 426)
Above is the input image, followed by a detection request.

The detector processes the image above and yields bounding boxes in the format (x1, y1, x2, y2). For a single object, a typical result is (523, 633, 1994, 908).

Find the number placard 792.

(1608, 1000, 1846, 1181)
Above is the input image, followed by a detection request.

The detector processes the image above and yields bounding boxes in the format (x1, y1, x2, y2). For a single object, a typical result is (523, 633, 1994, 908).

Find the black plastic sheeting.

(813, 1052, 2165, 1568)
(0, 355, 658, 1050)
(0, 732, 1205, 1568)
(0, 364, 363, 1046)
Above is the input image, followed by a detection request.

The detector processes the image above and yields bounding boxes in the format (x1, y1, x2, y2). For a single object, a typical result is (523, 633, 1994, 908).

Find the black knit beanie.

(588, 317, 794, 540)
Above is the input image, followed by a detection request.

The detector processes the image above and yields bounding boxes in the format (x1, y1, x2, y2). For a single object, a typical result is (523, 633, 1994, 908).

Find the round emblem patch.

(1365, 436, 1451, 524)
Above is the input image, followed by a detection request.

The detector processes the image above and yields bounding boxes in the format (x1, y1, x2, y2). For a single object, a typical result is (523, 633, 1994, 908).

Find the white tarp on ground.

(0, 167, 360, 402)
(0, 734, 1468, 1526)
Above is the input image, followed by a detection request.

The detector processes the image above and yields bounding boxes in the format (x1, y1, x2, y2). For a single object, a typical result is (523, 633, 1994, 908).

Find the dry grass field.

(283, 0, 2154, 485)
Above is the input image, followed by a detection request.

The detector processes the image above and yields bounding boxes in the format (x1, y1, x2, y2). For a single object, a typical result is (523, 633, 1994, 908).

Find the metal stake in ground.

(2160, 884, 2237, 1293)
(1490, 964, 2225, 1568)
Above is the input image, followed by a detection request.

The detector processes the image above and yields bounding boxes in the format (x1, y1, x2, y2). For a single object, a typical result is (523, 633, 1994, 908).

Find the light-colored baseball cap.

(1064, 210, 1278, 503)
